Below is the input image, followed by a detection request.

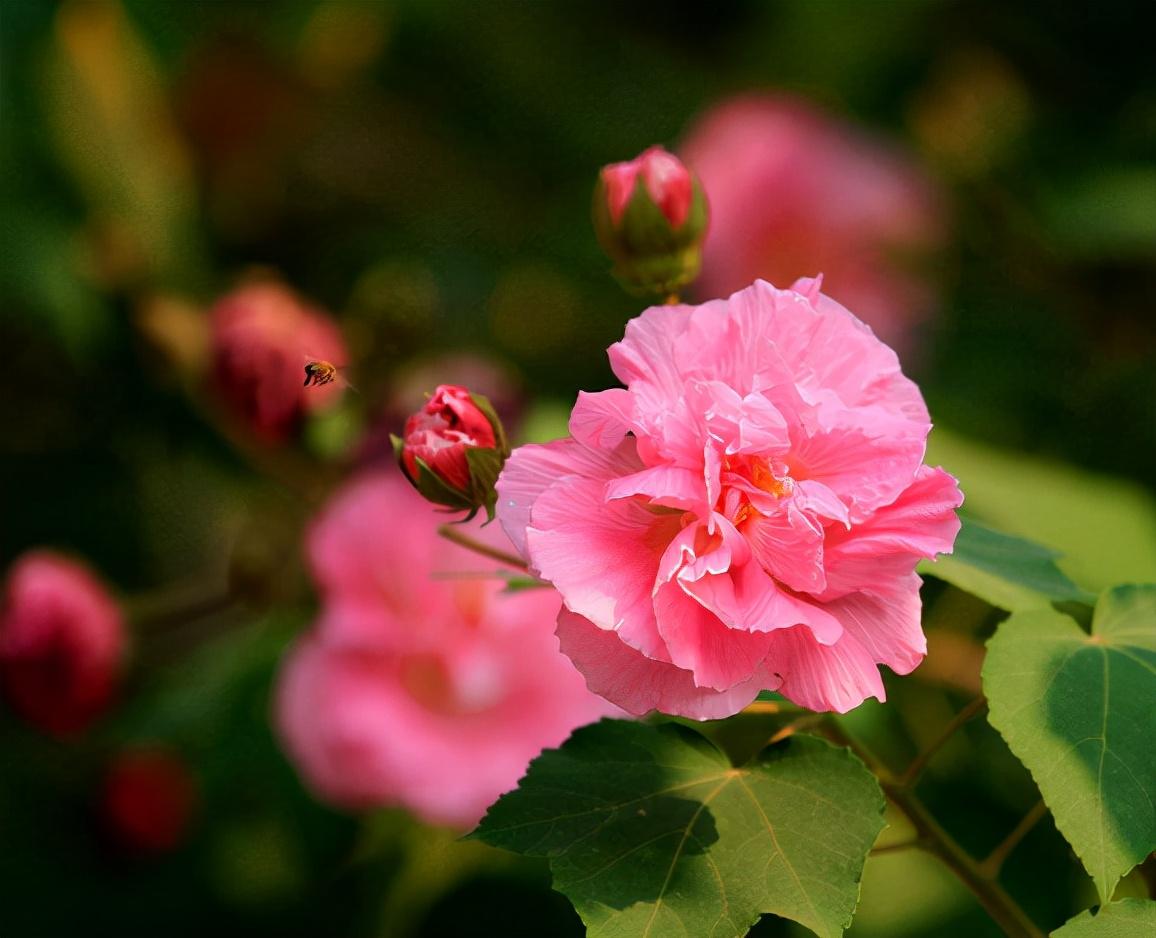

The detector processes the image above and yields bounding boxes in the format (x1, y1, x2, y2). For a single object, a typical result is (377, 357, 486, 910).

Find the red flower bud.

(209, 281, 347, 442)
(602, 145, 694, 229)
(0, 551, 125, 737)
(100, 747, 198, 854)
(396, 385, 508, 521)
(593, 146, 709, 298)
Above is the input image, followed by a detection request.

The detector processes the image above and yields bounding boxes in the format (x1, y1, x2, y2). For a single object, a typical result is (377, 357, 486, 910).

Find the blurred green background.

(2, 1, 1154, 936)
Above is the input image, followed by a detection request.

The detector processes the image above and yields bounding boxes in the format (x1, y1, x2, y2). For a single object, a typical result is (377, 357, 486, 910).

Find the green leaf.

(918, 515, 1094, 611)
(471, 720, 885, 938)
(1051, 898, 1156, 937)
(926, 428, 1156, 590)
(982, 585, 1156, 901)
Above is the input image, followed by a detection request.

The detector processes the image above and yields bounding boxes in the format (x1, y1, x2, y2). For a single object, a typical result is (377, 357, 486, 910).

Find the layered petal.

(823, 465, 963, 596)
(766, 626, 887, 713)
(527, 477, 682, 660)
(556, 609, 768, 720)
(496, 436, 643, 560)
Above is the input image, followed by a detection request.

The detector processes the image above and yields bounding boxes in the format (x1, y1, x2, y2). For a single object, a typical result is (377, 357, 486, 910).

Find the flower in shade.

(681, 95, 945, 355)
(209, 280, 347, 441)
(497, 278, 962, 720)
(0, 551, 125, 736)
(100, 747, 198, 854)
(275, 472, 618, 828)
(593, 146, 709, 298)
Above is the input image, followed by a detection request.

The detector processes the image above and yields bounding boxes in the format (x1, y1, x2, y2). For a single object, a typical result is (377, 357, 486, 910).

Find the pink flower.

(0, 551, 125, 736)
(275, 472, 618, 828)
(100, 747, 198, 854)
(497, 278, 962, 720)
(209, 281, 347, 441)
(601, 146, 695, 229)
(681, 95, 945, 355)
(401, 384, 499, 492)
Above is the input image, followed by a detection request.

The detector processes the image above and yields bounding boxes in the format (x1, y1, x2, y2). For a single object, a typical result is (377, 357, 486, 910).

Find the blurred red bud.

(396, 385, 508, 521)
(0, 551, 125, 737)
(209, 280, 347, 442)
(101, 747, 198, 854)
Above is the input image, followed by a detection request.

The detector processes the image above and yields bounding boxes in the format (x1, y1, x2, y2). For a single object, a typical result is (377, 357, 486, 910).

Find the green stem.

(979, 800, 1049, 879)
(822, 720, 1044, 938)
(437, 525, 528, 572)
(898, 696, 988, 787)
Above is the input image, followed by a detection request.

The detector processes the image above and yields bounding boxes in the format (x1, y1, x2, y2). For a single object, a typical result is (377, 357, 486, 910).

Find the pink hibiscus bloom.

(497, 278, 962, 720)
(681, 95, 945, 355)
(275, 472, 617, 828)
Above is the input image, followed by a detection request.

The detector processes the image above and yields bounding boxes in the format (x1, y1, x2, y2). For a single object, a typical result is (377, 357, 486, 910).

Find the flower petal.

(527, 477, 682, 661)
(569, 389, 635, 447)
(654, 580, 776, 690)
(496, 436, 643, 560)
(823, 465, 963, 596)
(766, 626, 886, 713)
(824, 575, 926, 675)
(556, 609, 767, 720)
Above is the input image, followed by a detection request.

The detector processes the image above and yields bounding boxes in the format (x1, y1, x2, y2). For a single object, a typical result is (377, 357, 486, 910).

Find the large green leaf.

(471, 720, 885, 938)
(1051, 898, 1156, 937)
(983, 585, 1156, 901)
(919, 515, 1094, 611)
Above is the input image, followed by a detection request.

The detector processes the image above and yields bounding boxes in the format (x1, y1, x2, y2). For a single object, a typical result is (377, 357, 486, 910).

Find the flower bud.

(209, 280, 347, 442)
(0, 551, 125, 737)
(593, 145, 709, 298)
(100, 747, 198, 854)
(394, 385, 509, 521)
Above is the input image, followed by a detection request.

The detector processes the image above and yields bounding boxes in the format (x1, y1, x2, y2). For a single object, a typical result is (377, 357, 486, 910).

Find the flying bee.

(303, 357, 356, 392)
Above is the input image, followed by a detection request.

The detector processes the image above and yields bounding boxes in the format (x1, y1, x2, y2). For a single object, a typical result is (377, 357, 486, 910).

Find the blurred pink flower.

(0, 551, 125, 736)
(100, 747, 198, 854)
(498, 279, 962, 720)
(209, 280, 347, 441)
(681, 95, 945, 354)
(275, 472, 618, 828)
(402, 384, 498, 491)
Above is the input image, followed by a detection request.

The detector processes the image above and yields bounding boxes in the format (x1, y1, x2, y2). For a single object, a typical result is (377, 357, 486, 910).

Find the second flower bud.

(593, 145, 709, 299)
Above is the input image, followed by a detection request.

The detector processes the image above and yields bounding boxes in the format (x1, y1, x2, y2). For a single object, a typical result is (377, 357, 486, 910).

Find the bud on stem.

(593, 146, 709, 299)
(394, 385, 509, 522)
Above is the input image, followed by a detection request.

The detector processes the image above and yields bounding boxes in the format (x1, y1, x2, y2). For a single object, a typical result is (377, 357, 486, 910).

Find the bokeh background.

(2, 1, 1154, 936)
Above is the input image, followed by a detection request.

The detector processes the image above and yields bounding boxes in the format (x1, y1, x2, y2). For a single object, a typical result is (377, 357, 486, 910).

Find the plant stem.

(437, 525, 528, 571)
(882, 780, 1045, 938)
(979, 800, 1048, 879)
(821, 720, 1044, 938)
(898, 695, 988, 788)
(870, 838, 925, 856)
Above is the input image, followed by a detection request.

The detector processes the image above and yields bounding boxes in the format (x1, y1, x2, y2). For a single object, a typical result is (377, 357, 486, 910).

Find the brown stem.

(899, 696, 988, 788)
(979, 800, 1049, 879)
(870, 838, 925, 856)
(821, 720, 1044, 938)
(437, 525, 528, 572)
(882, 781, 1045, 938)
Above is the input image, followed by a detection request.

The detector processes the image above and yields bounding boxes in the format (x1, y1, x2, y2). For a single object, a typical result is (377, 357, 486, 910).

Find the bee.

(303, 357, 357, 392)
(303, 359, 338, 387)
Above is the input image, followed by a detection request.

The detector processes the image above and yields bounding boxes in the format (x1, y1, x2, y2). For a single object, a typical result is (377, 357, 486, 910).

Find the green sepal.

(593, 174, 709, 298)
